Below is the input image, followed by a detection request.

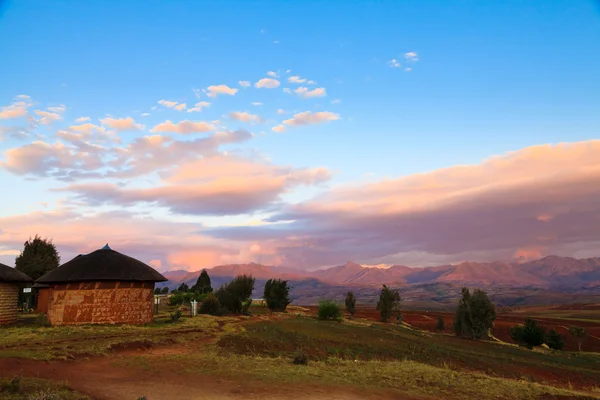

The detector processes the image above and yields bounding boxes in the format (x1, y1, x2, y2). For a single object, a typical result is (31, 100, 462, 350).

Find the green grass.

(216, 316, 600, 388)
(0, 376, 89, 400)
(114, 348, 597, 400)
(0, 313, 234, 360)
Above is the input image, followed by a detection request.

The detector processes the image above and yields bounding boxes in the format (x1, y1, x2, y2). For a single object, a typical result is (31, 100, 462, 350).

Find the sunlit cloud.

(150, 120, 216, 134)
(255, 78, 280, 89)
(293, 87, 326, 98)
(206, 84, 239, 97)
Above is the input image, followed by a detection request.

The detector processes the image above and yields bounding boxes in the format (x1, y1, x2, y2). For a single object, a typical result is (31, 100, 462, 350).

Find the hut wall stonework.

(0, 282, 19, 324)
(47, 281, 155, 325)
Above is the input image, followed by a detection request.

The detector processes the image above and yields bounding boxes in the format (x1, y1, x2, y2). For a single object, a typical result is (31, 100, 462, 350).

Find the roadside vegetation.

(0, 376, 89, 400)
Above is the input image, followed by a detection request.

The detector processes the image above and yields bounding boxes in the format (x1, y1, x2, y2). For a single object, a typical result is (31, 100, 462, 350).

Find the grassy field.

(0, 376, 90, 400)
(1, 306, 600, 399)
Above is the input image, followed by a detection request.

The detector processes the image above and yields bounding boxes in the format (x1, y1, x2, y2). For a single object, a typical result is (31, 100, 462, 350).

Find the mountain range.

(159, 256, 600, 308)
(163, 255, 600, 290)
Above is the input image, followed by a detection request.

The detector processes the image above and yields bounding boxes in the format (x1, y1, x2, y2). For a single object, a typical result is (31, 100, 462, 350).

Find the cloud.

(293, 87, 327, 98)
(251, 102, 263, 106)
(283, 111, 340, 126)
(288, 76, 306, 84)
(34, 110, 62, 125)
(150, 120, 216, 134)
(69, 123, 106, 135)
(0, 97, 33, 119)
(238, 81, 251, 88)
(405, 67, 412, 72)
(158, 100, 187, 111)
(187, 102, 211, 113)
(229, 112, 262, 123)
(241, 140, 600, 267)
(75, 117, 90, 123)
(331, 99, 341, 104)
(276, 109, 286, 115)
(58, 155, 331, 216)
(388, 59, 401, 68)
(100, 117, 144, 131)
(404, 52, 418, 62)
(47, 104, 66, 113)
(174, 103, 186, 111)
(206, 85, 238, 98)
(271, 125, 286, 133)
(141, 113, 150, 117)
(267, 71, 278, 77)
(282, 88, 292, 94)
(255, 78, 280, 89)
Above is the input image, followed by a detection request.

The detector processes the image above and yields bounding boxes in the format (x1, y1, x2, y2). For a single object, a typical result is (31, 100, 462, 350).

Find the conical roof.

(0, 263, 33, 283)
(36, 245, 167, 284)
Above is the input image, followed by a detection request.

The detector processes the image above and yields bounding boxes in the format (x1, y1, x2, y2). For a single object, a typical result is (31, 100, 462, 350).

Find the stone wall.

(47, 281, 155, 325)
(0, 282, 19, 325)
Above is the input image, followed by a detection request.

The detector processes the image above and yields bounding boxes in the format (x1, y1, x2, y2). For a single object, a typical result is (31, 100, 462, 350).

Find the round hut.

(35, 244, 167, 326)
(0, 263, 33, 324)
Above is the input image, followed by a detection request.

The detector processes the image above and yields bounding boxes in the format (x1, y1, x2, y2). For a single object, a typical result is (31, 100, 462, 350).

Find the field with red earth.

(345, 304, 600, 353)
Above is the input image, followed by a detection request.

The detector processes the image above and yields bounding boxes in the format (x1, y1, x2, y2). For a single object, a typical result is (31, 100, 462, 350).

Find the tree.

(264, 278, 291, 312)
(569, 326, 587, 352)
(545, 329, 564, 350)
(177, 283, 189, 292)
(436, 316, 445, 332)
(510, 319, 545, 348)
(376, 285, 401, 322)
(154, 288, 161, 295)
(161, 287, 169, 294)
(453, 287, 496, 339)
(192, 270, 213, 294)
(345, 291, 356, 317)
(15, 235, 60, 281)
(317, 300, 342, 321)
(215, 274, 255, 314)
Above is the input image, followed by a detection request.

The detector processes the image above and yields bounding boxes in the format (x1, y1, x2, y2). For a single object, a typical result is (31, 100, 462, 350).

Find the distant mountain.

(157, 255, 600, 306)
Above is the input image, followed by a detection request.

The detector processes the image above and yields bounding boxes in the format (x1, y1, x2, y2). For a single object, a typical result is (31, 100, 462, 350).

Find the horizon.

(2, 1, 600, 272)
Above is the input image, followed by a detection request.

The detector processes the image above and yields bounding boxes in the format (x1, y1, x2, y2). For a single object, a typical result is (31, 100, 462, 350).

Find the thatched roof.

(36, 244, 167, 284)
(0, 263, 33, 283)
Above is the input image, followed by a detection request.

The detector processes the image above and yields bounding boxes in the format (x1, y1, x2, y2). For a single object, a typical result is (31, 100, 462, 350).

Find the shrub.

(569, 326, 587, 352)
(215, 274, 255, 314)
(198, 294, 221, 315)
(436, 316, 445, 332)
(546, 329, 564, 350)
(264, 278, 291, 312)
(161, 287, 169, 294)
(317, 300, 342, 321)
(345, 291, 356, 317)
(453, 287, 496, 339)
(377, 285, 401, 322)
(168, 293, 184, 306)
(292, 349, 308, 365)
(177, 283, 189, 292)
(170, 309, 183, 323)
(1, 375, 21, 393)
(510, 319, 545, 348)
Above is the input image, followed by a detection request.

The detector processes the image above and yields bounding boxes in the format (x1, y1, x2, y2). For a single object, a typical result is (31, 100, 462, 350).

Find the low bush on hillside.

(168, 292, 207, 306)
(377, 285, 401, 322)
(545, 329, 564, 350)
(292, 349, 308, 365)
(264, 279, 291, 312)
(510, 319, 545, 349)
(317, 300, 342, 321)
(170, 309, 183, 323)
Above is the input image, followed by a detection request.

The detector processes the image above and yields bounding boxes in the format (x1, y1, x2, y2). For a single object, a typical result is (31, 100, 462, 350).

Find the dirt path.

(0, 356, 421, 400)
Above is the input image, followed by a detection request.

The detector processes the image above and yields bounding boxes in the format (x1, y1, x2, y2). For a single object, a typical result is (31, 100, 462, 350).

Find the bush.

(161, 287, 169, 294)
(264, 278, 292, 312)
(215, 274, 255, 314)
(377, 285, 401, 322)
(317, 300, 342, 321)
(569, 326, 587, 352)
(345, 291, 356, 317)
(546, 329, 564, 350)
(436, 316, 445, 332)
(168, 293, 184, 306)
(198, 294, 221, 315)
(292, 349, 308, 365)
(170, 309, 183, 323)
(453, 287, 496, 339)
(510, 319, 545, 348)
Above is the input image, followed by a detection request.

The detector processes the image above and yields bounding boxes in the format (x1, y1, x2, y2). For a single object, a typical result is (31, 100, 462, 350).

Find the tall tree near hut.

(15, 235, 60, 281)
(192, 269, 213, 294)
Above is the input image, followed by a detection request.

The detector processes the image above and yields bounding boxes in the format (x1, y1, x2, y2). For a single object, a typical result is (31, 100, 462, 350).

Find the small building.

(35, 244, 167, 326)
(0, 263, 33, 324)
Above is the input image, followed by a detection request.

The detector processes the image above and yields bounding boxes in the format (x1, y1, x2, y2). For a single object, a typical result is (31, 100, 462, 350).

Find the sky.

(1, 0, 600, 272)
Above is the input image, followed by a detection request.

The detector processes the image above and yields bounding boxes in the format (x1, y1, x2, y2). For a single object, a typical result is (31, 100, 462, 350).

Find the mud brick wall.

(0, 282, 19, 325)
(47, 281, 155, 325)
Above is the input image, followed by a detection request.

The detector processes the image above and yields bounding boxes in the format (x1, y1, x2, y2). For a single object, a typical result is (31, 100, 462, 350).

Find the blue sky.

(1, 0, 599, 270)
